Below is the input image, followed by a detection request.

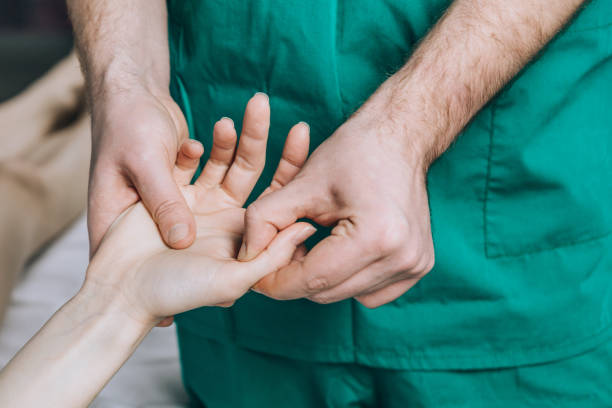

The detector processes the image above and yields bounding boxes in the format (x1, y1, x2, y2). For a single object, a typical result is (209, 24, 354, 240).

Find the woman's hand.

(85, 93, 314, 326)
(0, 94, 312, 408)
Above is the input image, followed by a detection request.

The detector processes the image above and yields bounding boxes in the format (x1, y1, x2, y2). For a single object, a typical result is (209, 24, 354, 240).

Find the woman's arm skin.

(0, 95, 313, 407)
(0, 288, 150, 407)
(67, 0, 197, 255)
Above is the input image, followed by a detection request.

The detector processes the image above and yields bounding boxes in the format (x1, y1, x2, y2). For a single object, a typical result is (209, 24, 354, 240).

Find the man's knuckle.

(130, 149, 159, 169)
(305, 276, 330, 292)
(423, 253, 435, 273)
(404, 248, 435, 275)
(153, 199, 183, 222)
(370, 223, 407, 255)
(397, 249, 420, 272)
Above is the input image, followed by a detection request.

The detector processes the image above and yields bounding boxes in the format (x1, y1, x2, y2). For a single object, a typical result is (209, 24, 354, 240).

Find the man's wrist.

(68, 0, 171, 105)
(85, 55, 169, 104)
(356, 75, 441, 172)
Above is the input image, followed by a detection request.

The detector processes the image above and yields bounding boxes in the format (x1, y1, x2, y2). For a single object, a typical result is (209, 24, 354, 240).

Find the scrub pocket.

(483, 11, 612, 258)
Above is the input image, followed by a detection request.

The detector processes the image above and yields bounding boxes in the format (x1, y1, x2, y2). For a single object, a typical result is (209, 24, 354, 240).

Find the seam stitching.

(487, 230, 612, 259)
(178, 319, 612, 366)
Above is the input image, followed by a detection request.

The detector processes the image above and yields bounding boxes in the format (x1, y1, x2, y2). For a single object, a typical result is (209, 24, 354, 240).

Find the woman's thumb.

(244, 222, 317, 283)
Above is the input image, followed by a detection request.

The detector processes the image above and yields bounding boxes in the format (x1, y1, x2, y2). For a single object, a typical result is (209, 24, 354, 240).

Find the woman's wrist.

(74, 279, 156, 339)
(0, 279, 154, 407)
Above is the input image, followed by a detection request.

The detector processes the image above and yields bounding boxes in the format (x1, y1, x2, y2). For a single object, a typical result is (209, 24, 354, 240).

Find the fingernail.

(220, 116, 234, 125)
(299, 121, 310, 131)
(296, 225, 317, 242)
(254, 92, 269, 100)
(168, 223, 189, 245)
(237, 242, 248, 260)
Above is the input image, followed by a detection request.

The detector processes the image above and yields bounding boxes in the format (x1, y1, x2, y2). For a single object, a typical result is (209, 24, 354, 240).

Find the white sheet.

(0, 215, 189, 407)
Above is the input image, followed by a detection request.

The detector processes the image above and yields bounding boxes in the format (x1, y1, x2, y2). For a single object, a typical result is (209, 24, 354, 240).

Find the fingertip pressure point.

(297, 225, 317, 242)
(168, 223, 189, 246)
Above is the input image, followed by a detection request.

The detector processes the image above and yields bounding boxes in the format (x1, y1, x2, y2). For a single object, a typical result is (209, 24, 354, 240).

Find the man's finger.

(131, 157, 196, 249)
(195, 117, 237, 188)
(292, 244, 307, 262)
(354, 278, 417, 309)
(221, 93, 270, 205)
(232, 222, 317, 293)
(173, 139, 204, 185)
(253, 223, 379, 300)
(239, 179, 320, 261)
(87, 171, 139, 256)
(307, 261, 409, 304)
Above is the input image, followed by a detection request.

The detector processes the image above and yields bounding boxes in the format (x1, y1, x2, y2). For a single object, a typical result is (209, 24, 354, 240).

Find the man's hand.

(239, 0, 585, 307)
(240, 111, 434, 308)
(67, 0, 193, 254)
(88, 87, 194, 253)
(241, 97, 437, 308)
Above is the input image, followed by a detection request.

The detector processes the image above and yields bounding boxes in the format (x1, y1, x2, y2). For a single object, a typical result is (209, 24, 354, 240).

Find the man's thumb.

(239, 182, 314, 261)
(134, 164, 195, 249)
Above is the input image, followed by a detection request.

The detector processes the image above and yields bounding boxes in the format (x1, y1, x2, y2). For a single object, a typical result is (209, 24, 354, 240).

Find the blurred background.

(0, 2, 188, 406)
(0, 0, 73, 101)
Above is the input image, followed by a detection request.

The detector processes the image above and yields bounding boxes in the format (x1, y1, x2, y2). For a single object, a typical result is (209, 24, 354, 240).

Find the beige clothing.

(0, 54, 89, 324)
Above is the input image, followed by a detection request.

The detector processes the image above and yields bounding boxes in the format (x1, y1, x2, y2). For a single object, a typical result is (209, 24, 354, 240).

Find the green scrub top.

(167, 0, 612, 370)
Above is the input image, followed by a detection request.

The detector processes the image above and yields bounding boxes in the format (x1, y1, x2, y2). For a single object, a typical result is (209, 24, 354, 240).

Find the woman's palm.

(88, 94, 312, 324)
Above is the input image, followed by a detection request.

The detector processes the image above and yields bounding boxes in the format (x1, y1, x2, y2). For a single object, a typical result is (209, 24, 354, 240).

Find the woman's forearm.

(0, 282, 152, 407)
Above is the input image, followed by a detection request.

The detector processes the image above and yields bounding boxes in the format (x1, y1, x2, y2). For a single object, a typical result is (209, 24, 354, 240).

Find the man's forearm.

(67, 0, 170, 100)
(364, 0, 585, 166)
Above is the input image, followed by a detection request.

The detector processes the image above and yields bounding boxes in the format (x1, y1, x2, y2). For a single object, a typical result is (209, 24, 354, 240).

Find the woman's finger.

(195, 117, 237, 188)
(229, 222, 316, 295)
(220, 93, 270, 205)
(259, 121, 310, 198)
(251, 220, 378, 300)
